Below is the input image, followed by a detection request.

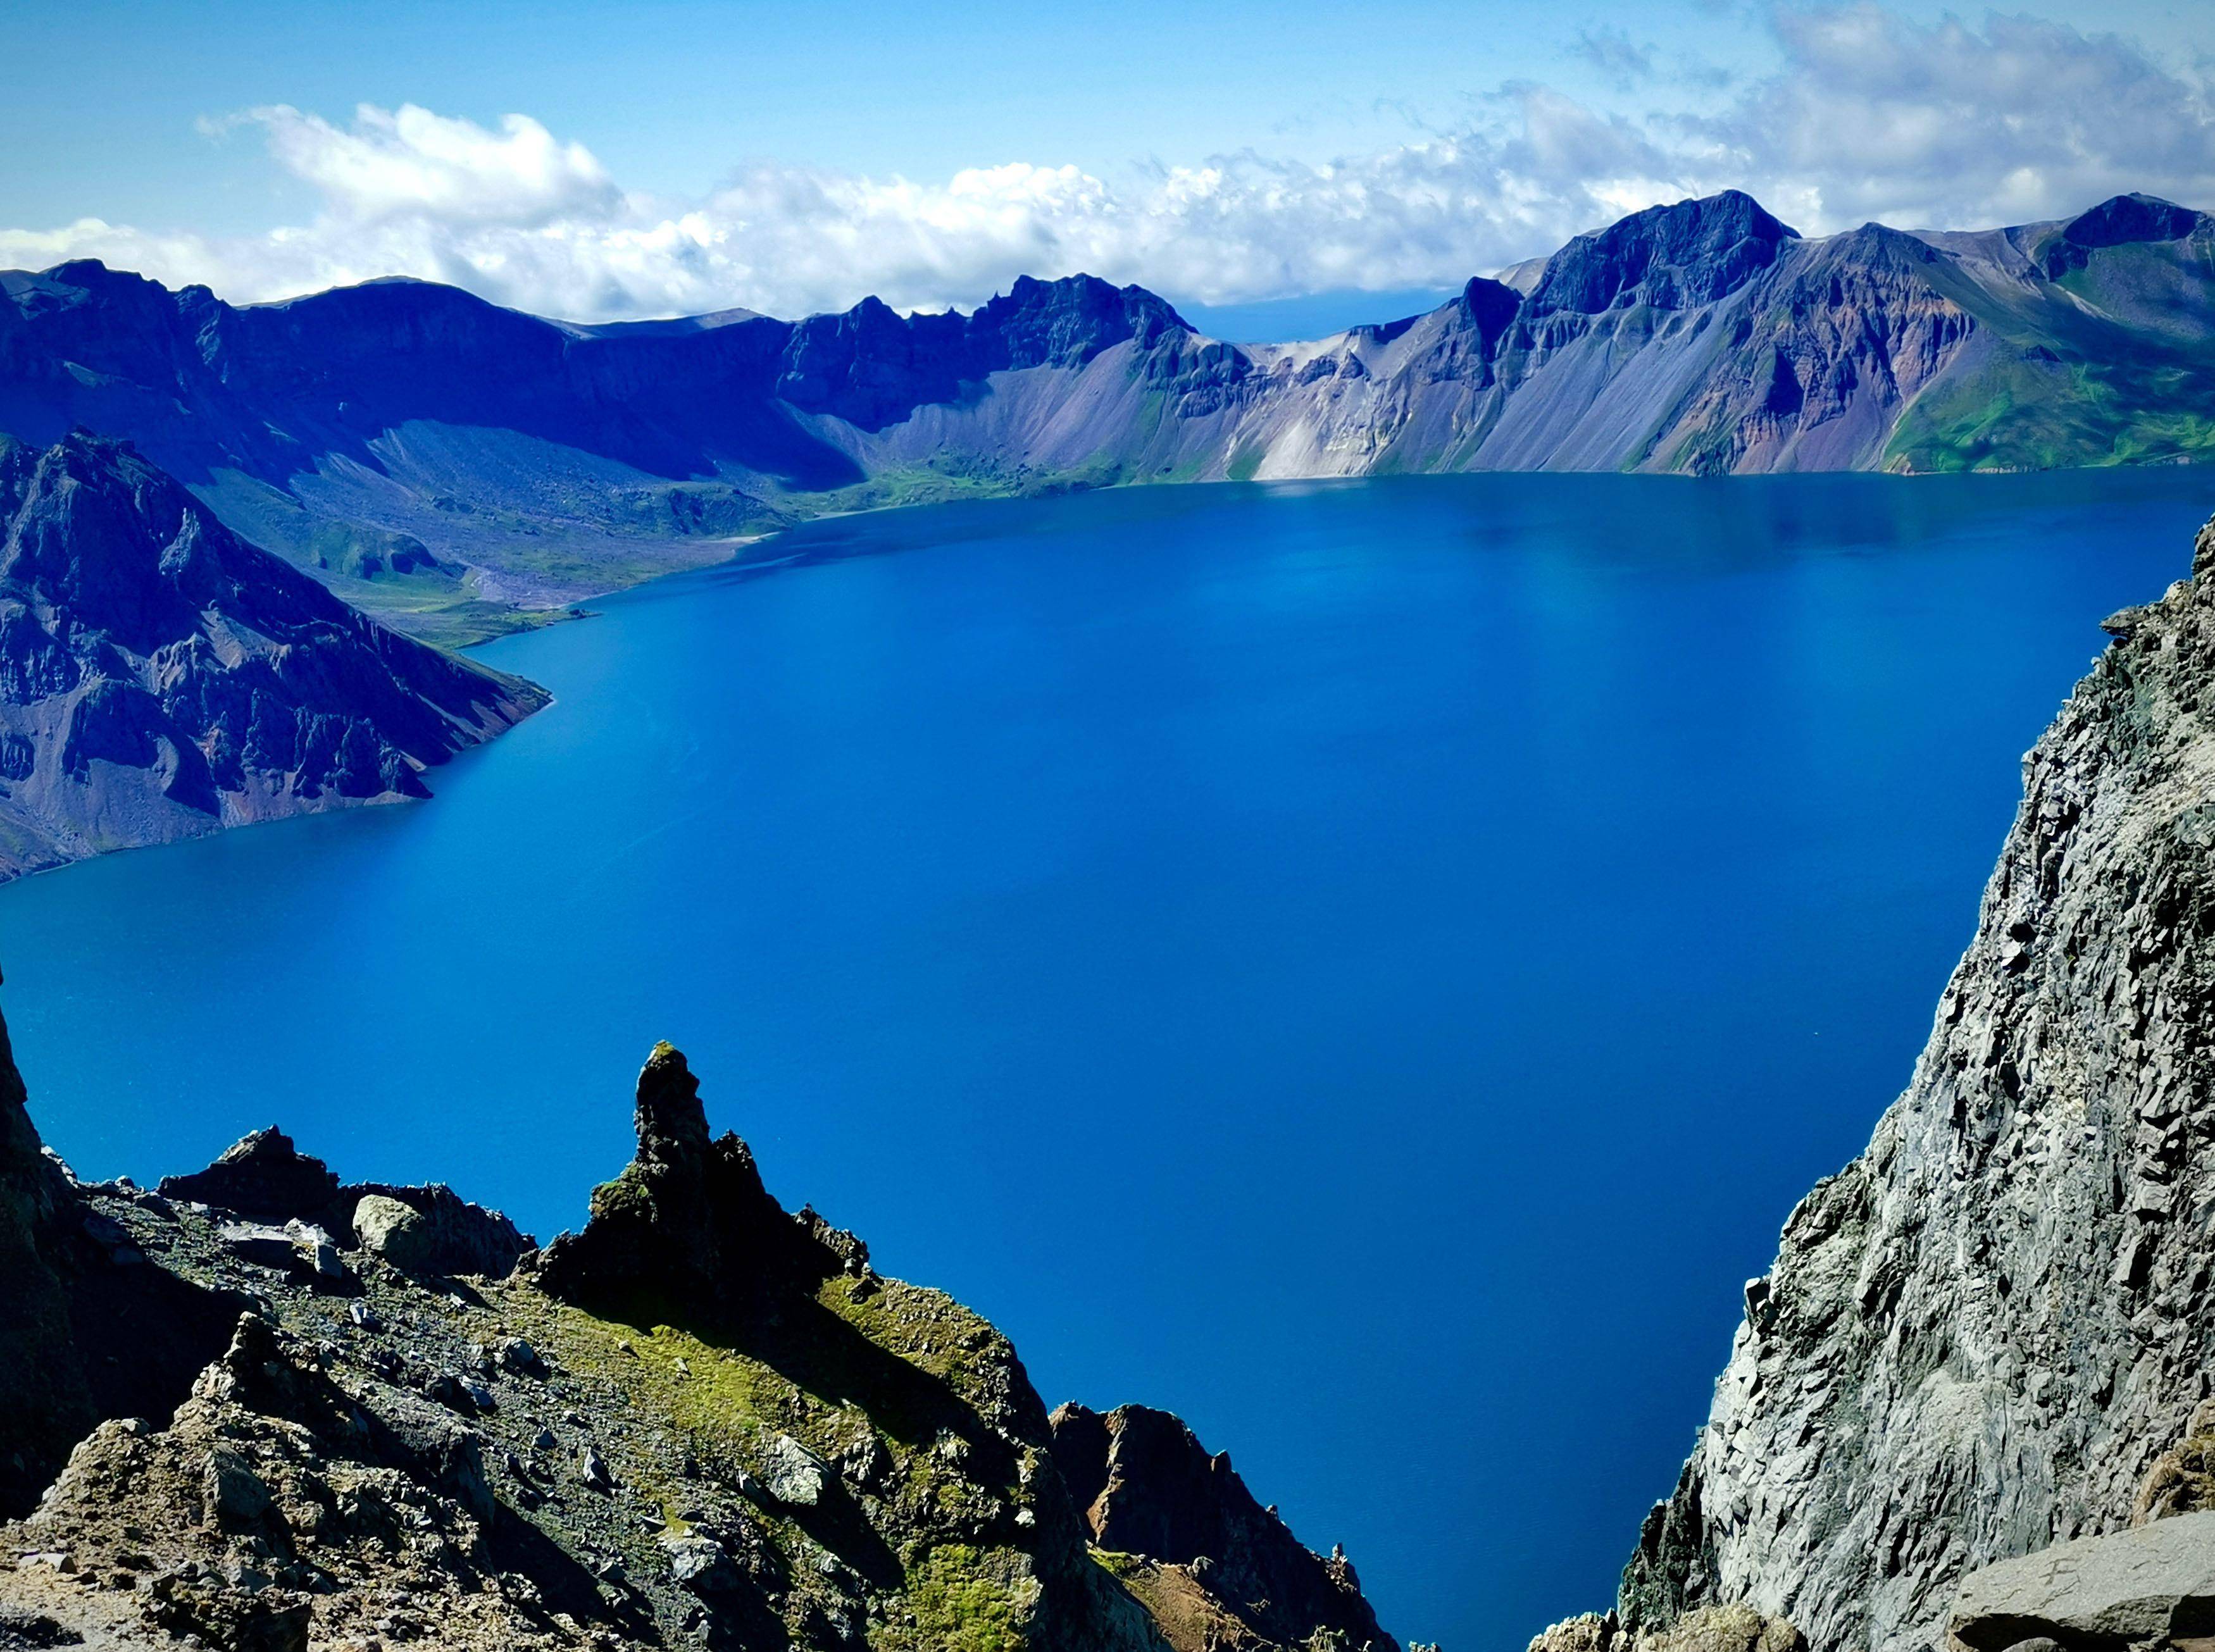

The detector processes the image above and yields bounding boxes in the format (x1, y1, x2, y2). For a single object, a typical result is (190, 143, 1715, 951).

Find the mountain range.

(5, 188, 2212, 645)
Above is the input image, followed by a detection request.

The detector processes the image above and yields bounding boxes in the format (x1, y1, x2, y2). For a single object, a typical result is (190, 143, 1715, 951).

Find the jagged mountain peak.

(997, 269, 1171, 308)
(1529, 189, 1800, 314)
(534, 1037, 866, 1322)
(1051, 1400, 1395, 1652)
(974, 270, 1194, 360)
(1616, 187, 1797, 239)
(26, 257, 142, 294)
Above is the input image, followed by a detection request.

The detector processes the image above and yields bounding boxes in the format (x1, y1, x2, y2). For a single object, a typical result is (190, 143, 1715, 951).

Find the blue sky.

(4, 0, 2214, 320)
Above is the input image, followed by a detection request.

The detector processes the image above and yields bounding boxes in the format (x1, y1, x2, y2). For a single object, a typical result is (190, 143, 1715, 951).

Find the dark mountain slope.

(0, 431, 544, 879)
(0, 264, 1202, 637)
(0, 967, 92, 1517)
(1652, 223, 1976, 474)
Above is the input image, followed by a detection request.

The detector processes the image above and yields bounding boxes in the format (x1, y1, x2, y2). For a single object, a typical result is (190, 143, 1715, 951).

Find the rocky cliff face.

(0, 1005, 1392, 1652)
(1048, 1403, 1392, 1652)
(0, 430, 544, 879)
(6, 191, 2209, 643)
(1613, 511, 2215, 1652)
(0, 969, 93, 1518)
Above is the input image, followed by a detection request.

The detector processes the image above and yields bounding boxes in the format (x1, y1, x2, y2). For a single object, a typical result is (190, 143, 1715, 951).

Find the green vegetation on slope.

(1888, 351, 2215, 473)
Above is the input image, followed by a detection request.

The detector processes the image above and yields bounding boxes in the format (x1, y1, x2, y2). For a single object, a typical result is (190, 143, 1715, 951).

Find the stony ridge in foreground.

(1608, 514, 2215, 1652)
(0, 1015, 1393, 1651)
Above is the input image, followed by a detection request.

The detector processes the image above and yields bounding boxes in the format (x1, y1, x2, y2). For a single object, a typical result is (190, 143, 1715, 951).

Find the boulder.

(494, 1336, 545, 1377)
(285, 1220, 346, 1281)
(1644, 1605, 1802, 1652)
(1529, 1612, 1623, 1652)
(351, 1193, 431, 1270)
(218, 1222, 306, 1272)
(202, 1444, 277, 1535)
(1528, 1606, 1801, 1652)
(1948, 1512, 2215, 1651)
(348, 1187, 525, 1279)
(2134, 1403, 2215, 1525)
(761, 1434, 828, 1506)
(664, 1532, 744, 1595)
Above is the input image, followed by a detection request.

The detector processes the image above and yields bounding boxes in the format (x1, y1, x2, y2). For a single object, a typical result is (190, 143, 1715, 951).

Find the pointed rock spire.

(635, 1040, 711, 1166)
(535, 1042, 863, 1325)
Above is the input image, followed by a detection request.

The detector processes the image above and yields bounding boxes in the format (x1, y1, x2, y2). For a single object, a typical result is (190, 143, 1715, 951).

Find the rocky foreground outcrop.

(1597, 513, 2215, 1652)
(0, 430, 545, 878)
(0, 1005, 1392, 1651)
(0, 966, 95, 1518)
(1047, 1403, 1393, 1652)
(1939, 1403, 2215, 1652)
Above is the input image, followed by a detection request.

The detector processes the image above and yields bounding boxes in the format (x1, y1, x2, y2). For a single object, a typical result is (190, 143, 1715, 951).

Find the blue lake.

(7, 470, 2214, 1648)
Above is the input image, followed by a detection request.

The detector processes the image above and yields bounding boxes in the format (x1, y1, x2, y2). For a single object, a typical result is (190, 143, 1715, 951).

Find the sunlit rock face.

(1621, 518, 2215, 1652)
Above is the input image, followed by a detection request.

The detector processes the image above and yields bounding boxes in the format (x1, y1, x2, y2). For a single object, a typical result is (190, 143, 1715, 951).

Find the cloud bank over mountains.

(6, 4, 2214, 323)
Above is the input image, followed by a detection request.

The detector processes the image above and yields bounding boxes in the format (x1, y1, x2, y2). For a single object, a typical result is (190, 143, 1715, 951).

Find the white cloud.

(1687, 6, 2215, 232)
(4, 6, 2213, 323)
(235, 104, 621, 227)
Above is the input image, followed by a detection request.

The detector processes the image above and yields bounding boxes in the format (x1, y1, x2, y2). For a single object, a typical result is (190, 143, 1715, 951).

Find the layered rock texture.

(0, 1002, 1391, 1651)
(0, 430, 545, 878)
(1529, 1604, 1802, 1652)
(1940, 1403, 2215, 1652)
(1612, 513, 2215, 1651)
(6, 190, 2210, 642)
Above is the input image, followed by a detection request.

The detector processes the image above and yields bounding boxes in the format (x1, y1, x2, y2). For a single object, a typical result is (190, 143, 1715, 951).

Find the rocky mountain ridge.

(1549, 506, 2215, 1652)
(5, 189, 2209, 643)
(0, 1004, 1395, 1651)
(0, 430, 544, 879)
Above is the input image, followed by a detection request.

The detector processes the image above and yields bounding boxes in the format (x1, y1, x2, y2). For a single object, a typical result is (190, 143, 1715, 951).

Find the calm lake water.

(7, 471, 2213, 1648)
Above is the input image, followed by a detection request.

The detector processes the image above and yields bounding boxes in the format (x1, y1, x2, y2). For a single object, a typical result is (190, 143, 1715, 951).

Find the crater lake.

(8, 469, 2212, 1648)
